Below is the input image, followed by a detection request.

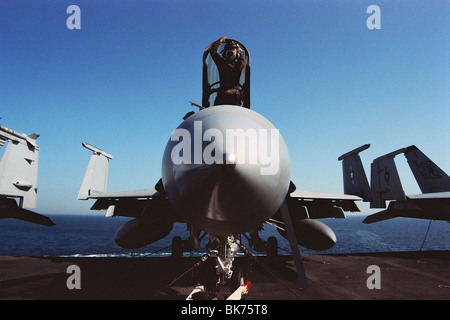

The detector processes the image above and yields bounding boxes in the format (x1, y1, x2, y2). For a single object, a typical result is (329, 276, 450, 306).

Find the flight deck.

(0, 251, 448, 300)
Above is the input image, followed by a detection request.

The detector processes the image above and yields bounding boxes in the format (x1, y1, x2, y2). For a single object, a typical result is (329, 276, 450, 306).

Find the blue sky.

(1, 0, 448, 216)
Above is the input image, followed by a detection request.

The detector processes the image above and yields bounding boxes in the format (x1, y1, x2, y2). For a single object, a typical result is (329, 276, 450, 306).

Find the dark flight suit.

(210, 40, 246, 106)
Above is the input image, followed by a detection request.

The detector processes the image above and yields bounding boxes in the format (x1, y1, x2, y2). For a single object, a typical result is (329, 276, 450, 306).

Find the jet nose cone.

(223, 153, 237, 166)
(162, 105, 291, 235)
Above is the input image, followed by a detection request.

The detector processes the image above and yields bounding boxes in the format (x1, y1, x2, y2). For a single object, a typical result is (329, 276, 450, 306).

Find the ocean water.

(0, 214, 448, 257)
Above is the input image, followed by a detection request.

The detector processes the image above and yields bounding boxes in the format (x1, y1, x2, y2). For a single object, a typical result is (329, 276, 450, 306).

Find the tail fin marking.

(370, 148, 407, 208)
(338, 144, 373, 202)
(403, 145, 450, 193)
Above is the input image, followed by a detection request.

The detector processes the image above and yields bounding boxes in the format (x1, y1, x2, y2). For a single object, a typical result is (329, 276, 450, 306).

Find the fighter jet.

(339, 144, 450, 224)
(0, 124, 55, 226)
(78, 38, 361, 290)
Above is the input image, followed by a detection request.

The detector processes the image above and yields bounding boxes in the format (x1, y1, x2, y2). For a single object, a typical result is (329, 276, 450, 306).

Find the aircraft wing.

(361, 209, 392, 224)
(78, 143, 178, 219)
(290, 189, 362, 201)
(87, 191, 176, 219)
(0, 125, 55, 226)
(407, 191, 450, 200)
(85, 188, 160, 199)
(362, 191, 450, 223)
(287, 188, 362, 219)
(78, 142, 362, 220)
(0, 198, 55, 226)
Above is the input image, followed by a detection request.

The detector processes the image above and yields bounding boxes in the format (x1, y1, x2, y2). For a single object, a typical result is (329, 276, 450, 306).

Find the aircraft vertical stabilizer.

(338, 144, 373, 202)
(0, 125, 54, 226)
(0, 126, 39, 208)
(370, 148, 407, 208)
(78, 142, 114, 200)
(403, 145, 450, 193)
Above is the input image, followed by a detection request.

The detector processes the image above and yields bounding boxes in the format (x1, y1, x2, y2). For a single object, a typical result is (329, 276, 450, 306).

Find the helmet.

(222, 41, 240, 61)
(224, 49, 238, 61)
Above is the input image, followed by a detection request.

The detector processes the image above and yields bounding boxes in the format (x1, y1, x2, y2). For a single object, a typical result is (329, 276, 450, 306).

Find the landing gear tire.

(267, 236, 278, 257)
(171, 236, 183, 258)
(230, 268, 245, 293)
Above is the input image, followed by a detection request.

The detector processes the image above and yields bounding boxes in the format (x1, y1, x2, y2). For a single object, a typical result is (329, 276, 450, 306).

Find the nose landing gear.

(212, 235, 242, 291)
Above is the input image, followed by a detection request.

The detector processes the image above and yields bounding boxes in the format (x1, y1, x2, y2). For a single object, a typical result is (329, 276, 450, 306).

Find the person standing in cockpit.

(209, 37, 246, 106)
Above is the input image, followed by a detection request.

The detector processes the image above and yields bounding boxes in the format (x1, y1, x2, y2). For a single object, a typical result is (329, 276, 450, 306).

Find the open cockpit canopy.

(202, 38, 251, 109)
